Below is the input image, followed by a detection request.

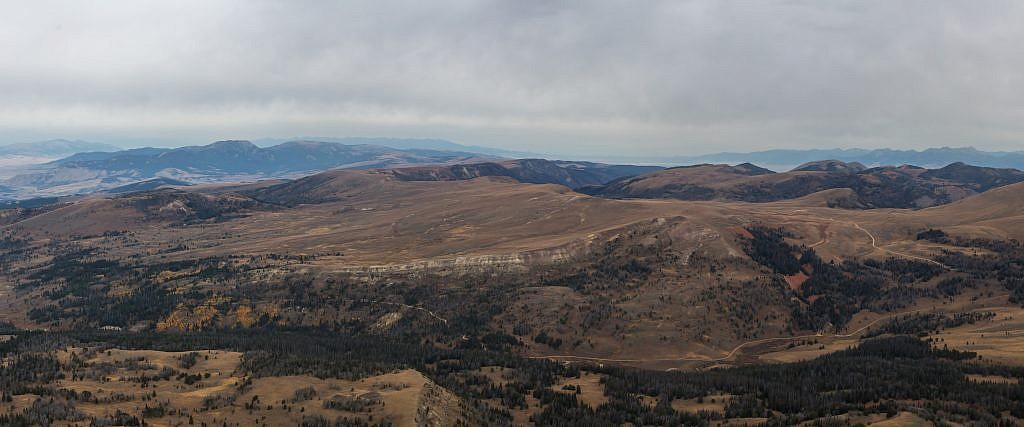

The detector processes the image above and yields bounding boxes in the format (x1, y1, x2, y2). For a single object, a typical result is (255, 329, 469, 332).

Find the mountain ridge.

(0, 140, 660, 201)
(583, 160, 1024, 209)
(251, 136, 539, 158)
(0, 139, 120, 158)
(650, 146, 1024, 171)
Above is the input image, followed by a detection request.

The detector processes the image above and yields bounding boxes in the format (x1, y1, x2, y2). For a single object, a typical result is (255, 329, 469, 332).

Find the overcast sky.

(1, 1, 1024, 156)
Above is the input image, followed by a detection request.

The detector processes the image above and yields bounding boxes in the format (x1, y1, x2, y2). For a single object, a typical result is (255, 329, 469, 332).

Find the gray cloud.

(1, 0, 1024, 156)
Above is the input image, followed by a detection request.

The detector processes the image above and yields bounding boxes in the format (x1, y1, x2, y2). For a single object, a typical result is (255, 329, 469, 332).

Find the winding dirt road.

(852, 222, 949, 268)
(362, 299, 449, 325)
(528, 292, 1008, 366)
(528, 309, 897, 362)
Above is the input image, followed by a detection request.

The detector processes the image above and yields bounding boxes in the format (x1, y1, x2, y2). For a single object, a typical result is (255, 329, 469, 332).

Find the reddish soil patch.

(732, 226, 754, 239)
(785, 272, 809, 291)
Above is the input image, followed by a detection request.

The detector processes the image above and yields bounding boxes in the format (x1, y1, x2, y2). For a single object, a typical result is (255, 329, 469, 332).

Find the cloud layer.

(2, 1, 1024, 155)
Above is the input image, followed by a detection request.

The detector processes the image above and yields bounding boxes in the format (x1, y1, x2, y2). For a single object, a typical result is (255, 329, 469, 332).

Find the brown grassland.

(2, 170, 1024, 425)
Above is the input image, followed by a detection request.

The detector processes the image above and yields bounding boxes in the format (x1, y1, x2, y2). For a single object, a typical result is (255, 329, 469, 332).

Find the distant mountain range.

(5, 139, 1024, 207)
(0, 140, 502, 200)
(581, 160, 1024, 209)
(6, 142, 1024, 171)
(0, 140, 658, 201)
(658, 147, 1024, 171)
(41, 140, 494, 176)
(0, 139, 120, 158)
(0, 137, 534, 165)
(251, 136, 540, 158)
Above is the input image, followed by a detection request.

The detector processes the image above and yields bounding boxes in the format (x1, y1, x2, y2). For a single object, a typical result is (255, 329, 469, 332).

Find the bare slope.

(585, 161, 1024, 209)
(3, 169, 1024, 368)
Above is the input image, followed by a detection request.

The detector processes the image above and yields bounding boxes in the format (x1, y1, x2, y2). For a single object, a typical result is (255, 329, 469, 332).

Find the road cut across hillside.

(530, 293, 1009, 366)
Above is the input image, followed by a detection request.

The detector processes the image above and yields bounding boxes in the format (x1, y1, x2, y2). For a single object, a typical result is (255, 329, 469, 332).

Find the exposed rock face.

(333, 246, 582, 275)
(416, 380, 484, 427)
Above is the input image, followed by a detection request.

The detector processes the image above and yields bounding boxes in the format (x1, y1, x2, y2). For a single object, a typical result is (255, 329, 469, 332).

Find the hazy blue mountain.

(51, 147, 173, 164)
(1, 140, 661, 200)
(3, 140, 495, 197)
(252, 137, 540, 158)
(664, 147, 1024, 171)
(47, 140, 488, 177)
(2, 138, 512, 181)
(0, 139, 120, 158)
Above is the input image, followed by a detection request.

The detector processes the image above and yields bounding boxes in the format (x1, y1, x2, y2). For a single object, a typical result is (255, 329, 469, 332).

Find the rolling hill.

(382, 159, 661, 189)
(104, 177, 192, 194)
(583, 160, 1024, 208)
(3, 162, 1024, 424)
(4, 165, 1022, 334)
(910, 181, 1024, 237)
